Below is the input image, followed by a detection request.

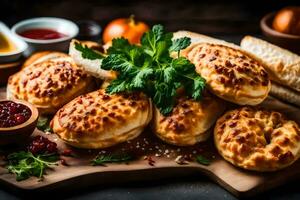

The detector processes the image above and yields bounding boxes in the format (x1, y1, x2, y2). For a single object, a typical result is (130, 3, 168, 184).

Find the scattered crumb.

(175, 155, 189, 165)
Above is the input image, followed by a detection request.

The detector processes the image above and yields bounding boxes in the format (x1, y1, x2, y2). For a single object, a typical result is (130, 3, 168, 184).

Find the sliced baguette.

(241, 36, 300, 92)
(69, 40, 116, 80)
(270, 82, 300, 107)
(173, 30, 242, 50)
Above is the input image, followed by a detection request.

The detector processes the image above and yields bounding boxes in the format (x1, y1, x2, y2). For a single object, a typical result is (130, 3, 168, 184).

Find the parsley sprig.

(91, 154, 133, 166)
(76, 24, 206, 115)
(196, 155, 210, 166)
(36, 116, 52, 133)
(74, 42, 105, 60)
(6, 151, 59, 181)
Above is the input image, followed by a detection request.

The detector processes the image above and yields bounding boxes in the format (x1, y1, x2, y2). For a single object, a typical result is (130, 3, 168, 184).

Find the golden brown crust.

(152, 94, 226, 146)
(7, 56, 93, 114)
(214, 107, 300, 171)
(51, 89, 152, 149)
(22, 51, 68, 68)
(183, 43, 271, 105)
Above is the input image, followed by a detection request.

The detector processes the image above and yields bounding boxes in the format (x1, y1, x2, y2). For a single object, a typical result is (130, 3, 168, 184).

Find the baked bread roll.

(152, 94, 225, 146)
(51, 89, 152, 149)
(69, 40, 117, 80)
(183, 43, 271, 105)
(214, 107, 300, 171)
(7, 56, 93, 114)
(240, 36, 300, 92)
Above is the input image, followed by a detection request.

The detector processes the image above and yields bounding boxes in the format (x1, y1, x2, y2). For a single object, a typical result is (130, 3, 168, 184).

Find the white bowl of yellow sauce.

(0, 22, 28, 63)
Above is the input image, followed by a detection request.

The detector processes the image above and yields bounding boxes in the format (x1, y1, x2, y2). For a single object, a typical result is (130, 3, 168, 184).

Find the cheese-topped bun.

(183, 43, 271, 105)
(51, 89, 152, 149)
(214, 107, 300, 171)
(152, 94, 225, 146)
(7, 56, 93, 114)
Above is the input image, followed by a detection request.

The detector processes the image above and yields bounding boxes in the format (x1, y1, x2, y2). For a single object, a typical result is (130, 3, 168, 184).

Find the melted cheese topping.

(184, 43, 271, 105)
(214, 107, 300, 171)
(152, 94, 225, 146)
(7, 56, 93, 114)
(51, 89, 152, 149)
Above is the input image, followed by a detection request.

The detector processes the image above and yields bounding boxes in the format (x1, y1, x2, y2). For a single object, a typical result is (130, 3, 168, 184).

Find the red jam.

(19, 28, 67, 40)
(27, 136, 58, 155)
(0, 101, 31, 128)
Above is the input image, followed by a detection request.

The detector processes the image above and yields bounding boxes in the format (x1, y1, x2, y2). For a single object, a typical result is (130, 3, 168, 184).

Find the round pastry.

(152, 94, 226, 146)
(7, 56, 93, 114)
(183, 43, 271, 105)
(214, 107, 300, 171)
(51, 89, 152, 149)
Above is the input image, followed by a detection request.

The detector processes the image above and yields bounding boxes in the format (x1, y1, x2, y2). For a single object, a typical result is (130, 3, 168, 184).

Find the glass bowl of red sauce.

(0, 100, 38, 145)
(11, 17, 78, 55)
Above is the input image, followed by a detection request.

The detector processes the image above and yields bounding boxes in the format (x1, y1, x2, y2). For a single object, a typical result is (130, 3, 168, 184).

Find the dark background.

(1, 0, 300, 199)
(1, 0, 300, 42)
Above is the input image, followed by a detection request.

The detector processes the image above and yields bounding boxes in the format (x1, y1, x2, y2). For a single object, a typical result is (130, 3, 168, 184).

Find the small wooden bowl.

(260, 12, 300, 54)
(0, 60, 23, 86)
(0, 99, 39, 145)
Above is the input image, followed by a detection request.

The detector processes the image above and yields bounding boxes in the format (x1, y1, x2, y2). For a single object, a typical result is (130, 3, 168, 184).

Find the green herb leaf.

(108, 38, 135, 55)
(82, 24, 206, 115)
(169, 37, 191, 53)
(91, 154, 133, 166)
(141, 24, 164, 57)
(6, 151, 59, 181)
(196, 155, 210, 166)
(74, 42, 104, 60)
(37, 116, 52, 133)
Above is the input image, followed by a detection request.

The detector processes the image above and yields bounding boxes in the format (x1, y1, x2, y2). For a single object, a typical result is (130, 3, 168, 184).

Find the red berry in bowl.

(0, 101, 32, 128)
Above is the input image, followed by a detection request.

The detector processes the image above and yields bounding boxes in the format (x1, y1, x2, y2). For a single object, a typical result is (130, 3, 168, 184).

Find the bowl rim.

(0, 99, 39, 132)
(0, 21, 28, 56)
(11, 17, 79, 44)
(0, 60, 22, 69)
(260, 12, 300, 39)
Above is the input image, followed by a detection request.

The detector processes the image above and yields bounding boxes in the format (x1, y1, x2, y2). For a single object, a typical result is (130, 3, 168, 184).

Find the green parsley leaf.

(196, 155, 210, 166)
(141, 25, 172, 59)
(81, 24, 206, 115)
(105, 78, 133, 94)
(169, 37, 191, 53)
(153, 81, 178, 115)
(37, 116, 52, 133)
(132, 67, 154, 89)
(108, 38, 134, 55)
(74, 42, 104, 60)
(91, 154, 133, 166)
(6, 151, 59, 181)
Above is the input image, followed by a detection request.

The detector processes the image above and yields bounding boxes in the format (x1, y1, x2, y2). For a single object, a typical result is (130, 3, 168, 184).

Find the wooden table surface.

(1, 1, 300, 199)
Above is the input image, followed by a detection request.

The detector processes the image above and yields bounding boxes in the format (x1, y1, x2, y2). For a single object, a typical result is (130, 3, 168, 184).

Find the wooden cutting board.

(0, 88, 300, 198)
